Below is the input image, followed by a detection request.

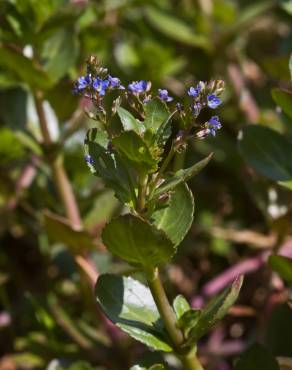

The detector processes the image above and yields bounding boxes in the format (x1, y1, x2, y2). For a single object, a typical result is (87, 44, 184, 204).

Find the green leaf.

(234, 343, 280, 370)
(238, 125, 292, 182)
(178, 309, 201, 337)
(130, 365, 166, 370)
(145, 7, 210, 50)
(117, 107, 144, 135)
(186, 276, 243, 344)
(272, 88, 292, 120)
(95, 274, 172, 352)
(0, 47, 52, 90)
(112, 131, 159, 174)
(102, 214, 176, 268)
(42, 27, 79, 82)
(85, 128, 135, 204)
(279, 0, 292, 15)
(43, 210, 96, 252)
(144, 98, 169, 134)
(290, 53, 292, 81)
(173, 295, 191, 320)
(151, 183, 194, 246)
(0, 127, 25, 165)
(268, 255, 292, 284)
(154, 153, 213, 197)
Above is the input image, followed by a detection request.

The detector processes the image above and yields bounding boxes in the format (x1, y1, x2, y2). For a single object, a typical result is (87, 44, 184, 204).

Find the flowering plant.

(75, 57, 243, 370)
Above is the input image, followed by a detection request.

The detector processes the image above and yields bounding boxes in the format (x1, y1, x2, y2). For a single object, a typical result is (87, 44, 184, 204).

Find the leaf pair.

(95, 274, 243, 353)
(173, 276, 243, 347)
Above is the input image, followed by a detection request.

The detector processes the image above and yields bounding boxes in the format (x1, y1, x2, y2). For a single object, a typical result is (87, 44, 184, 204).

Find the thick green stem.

(137, 173, 148, 213)
(147, 268, 204, 370)
(179, 350, 204, 370)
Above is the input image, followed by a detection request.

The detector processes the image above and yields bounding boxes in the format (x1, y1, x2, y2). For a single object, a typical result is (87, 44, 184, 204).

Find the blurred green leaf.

(42, 27, 79, 82)
(290, 53, 292, 80)
(152, 182, 194, 246)
(279, 0, 292, 14)
(0, 88, 27, 129)
(239, 126, 292, 182)
(269, 255, 292, 284)
(0, 47, 53, 89)
(154, 153, 213, 197)
(0, 127, 25, 165)
(272, 88, 292, 120)
(43, 210, 96, 252)
(102, 214, 175, 268)
(186, 276, 243, 344)
(95, 273, 172, 352)
(145, 7, 210, 50)
(234, 343, 280, 370)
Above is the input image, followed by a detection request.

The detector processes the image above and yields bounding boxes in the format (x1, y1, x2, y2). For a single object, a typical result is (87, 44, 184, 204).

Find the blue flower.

(93, 78, 109, 95)
(188, 81, 204, 98)
(207, 94, 221, 109)
(85, 154, 94, 165)
(108, 75, 125, 89)
(206, 116, 222, 136)
(158, 89, 173, 102)
(128, 80, 150, 94)
(74, 74, 91, 93)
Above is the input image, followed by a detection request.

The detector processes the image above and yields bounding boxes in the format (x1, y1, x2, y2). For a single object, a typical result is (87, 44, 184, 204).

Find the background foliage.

(0, 0, 292, 369)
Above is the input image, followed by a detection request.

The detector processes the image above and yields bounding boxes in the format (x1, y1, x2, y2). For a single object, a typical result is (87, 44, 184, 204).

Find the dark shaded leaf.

(269, 255, 292, 284)
(95, 274, 172, 352)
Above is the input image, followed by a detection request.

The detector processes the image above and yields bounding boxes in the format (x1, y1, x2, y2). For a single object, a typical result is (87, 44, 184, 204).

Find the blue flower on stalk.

(206, 116, 221, 136)
(188, 81, 204, 98)
(108, 75, 125, 89)
(158, 89, 173, 102)
(207, 94, 221, 109)
(128, 80, 150, 94)
(93, 77, 110, 95)
(85, 154, 94, 165)
(74, 74, 91, 93)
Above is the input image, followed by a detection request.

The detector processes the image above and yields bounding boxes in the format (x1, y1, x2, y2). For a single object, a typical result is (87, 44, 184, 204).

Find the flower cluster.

(73, 57, 225, 144)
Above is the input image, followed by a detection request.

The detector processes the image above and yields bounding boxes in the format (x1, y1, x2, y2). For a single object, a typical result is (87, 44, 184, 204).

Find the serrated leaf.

(102, 214, 176, 268)
(186, 276, 243, 344)
(272, 88, 292, 120)
(154, 153, 213, 197)
(117, 107, 144, 135)
(85, 128, 135, 204)
(95, 274, 172, 352)
(112, 131, 159, 174)
(268, 255, 292, 284)
(173, 295, 191, 320)
(144, 98, 169, 134)
(152, 183, 194, 246)
(234, 343, 280, 370)
(238, 125, 292, 183)
(43, 210, 96, 252)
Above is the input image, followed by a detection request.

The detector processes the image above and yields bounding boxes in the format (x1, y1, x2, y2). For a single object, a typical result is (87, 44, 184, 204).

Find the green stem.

(137, 173, 148, 213)
(147, 268, 204, 370)
(179, 350, 204, 370)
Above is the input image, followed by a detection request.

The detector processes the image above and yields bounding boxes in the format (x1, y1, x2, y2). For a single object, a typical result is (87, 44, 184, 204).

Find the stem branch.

(147, 268, 203, 370)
